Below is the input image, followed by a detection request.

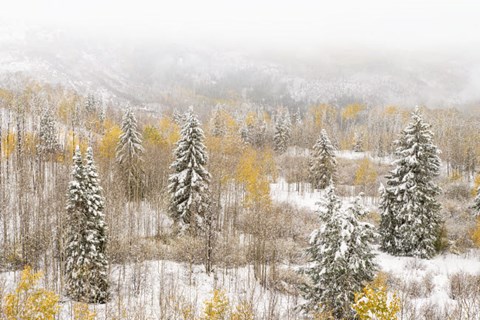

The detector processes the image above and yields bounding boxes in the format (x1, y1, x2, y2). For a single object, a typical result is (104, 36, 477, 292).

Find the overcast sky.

(1, 0, 480, 51)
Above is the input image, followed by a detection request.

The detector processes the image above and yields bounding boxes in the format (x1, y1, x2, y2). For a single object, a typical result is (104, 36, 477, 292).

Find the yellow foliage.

(24, 132, 37, 158)
(352, 276, 400, 320)
(159, 116, 180, 146)
(313, 310, 335, 320)
(308, 104, 336, 128)
(341, 103, 365, 121)
(472, 174, 480, 197)
(354, 158, 378, 188)
(143, 125, 165, 147)
(73, 303, 96, 320)
(201, 290, 230, 320)
(384, 105, 398, 116)
(230, 300, 254, 320)
(449, 170, 462, 182)
(99, 123, 122, 160)
(470, 217, 480, 247)
(66, 131, 88, 158)
(4, 266, 60, 320)
(2, 131, 16, 159)
(236, 147, 272, 209)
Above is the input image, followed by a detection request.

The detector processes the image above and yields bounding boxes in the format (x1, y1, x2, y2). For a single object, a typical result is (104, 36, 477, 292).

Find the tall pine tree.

(168, 110, 212, 232)
(116, 108, 145, 200)
(379, 108, 441, 259)
(65, 147, 109, 303)
(38, 109, 60, 158)
(309, 129, 337, 189)
(273, 111, 291, 154)
(474, 185, 480, 216)
(301, 183, 376, 318)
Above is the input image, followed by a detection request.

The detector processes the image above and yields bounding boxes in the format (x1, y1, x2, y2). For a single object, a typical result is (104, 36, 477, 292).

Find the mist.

(1, 0, 480, 108)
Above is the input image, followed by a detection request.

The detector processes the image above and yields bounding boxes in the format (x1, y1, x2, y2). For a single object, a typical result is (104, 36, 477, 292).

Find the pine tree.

(473, 184, 480, 216)
(273, 111, 291, 154)
(116, 108, 145, 200)
(309, 129, 337, 189)
(353, 132, 364, 152)
(300, 184, 376, 318)
(65, 147, 109, 303)
(38, 109, 60, 158)
(379, 107, 441, 259)
(211, 107, 226, 137)
(168, 110, 212, 232)
(83, 147, 109, 302)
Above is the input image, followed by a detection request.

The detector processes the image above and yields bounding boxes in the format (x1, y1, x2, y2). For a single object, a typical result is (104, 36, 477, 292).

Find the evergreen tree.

(352, 132, 364, 152)
(379, 108, 441, 258)
(116, 108, 145, 200)
(211, 107, 226, 137)
(273, 111, 291, 154)
(309, 129, 337, 189)
(38, 109, 60, 157)
(65, 147, 109, 303)
(301, 184, 376, 318)
(168, 110, 212, 232)
(83, 147, 109, 302)
(473, 184, 480, 216)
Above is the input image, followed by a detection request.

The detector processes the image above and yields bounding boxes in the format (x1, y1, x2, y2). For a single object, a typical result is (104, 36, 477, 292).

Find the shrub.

(3, 266, 60, 319)
(352, 275, 400, 320)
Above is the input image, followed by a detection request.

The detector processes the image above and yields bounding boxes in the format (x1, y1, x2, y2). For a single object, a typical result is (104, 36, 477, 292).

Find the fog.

(1, 0, 480, 108)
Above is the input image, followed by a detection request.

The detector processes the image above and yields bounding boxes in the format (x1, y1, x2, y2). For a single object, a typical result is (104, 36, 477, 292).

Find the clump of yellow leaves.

(351, 274, 400, 320)
(4, 266, 60, 320)
(73, 302, 96, 320)
(201, 290, 254, 320)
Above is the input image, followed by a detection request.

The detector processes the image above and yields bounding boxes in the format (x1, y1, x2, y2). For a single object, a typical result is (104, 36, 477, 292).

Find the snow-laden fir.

(300, 183, 376, 318)
(116, 107, 145, 200)
(379, 107, 442, 259)
(309, 129, 337, 190)
(168, 110, 212, 233)
(65, 147, 109, 303)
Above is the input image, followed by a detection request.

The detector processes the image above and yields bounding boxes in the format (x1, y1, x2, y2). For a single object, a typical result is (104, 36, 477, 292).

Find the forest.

(0, 82, 479, 319)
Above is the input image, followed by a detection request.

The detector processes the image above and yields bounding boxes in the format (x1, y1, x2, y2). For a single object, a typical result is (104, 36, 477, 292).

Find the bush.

(3, 266, 60, 319)
(352, 276, 400, 320)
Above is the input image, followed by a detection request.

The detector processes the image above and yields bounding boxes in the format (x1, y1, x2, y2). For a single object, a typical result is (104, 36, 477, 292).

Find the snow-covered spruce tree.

(309, 129, 337, 189)
(379, 107, 441, 258)
(116, 108, 145, 200)
(38, 109, 60, 158)
(211, 107, 226, 137)
(168, 110, 212, 233)
(473, 184, 480, 216)
(353, 132, 364, 152)
(273, 111, 292, 154)
(300, 184, 376, 318)
(65, 147, 109, 303)
(83, 147, 109, 302)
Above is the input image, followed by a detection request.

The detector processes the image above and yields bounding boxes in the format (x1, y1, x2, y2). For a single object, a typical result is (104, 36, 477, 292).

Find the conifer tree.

(273, 111, 291, 154)
(379, 108, 441, 258)
(168, 110, 212, 232)
(211, 107, 226, 137)
(473, 184, 480, 216)
(116, 108, 145, 200)
(301, 184, 376, 318)
(309, 129, 337, 189)
(65, 147, 109, 303)
(38, 109, 60, 158)
(83, 147, 109, 302)
(353, 132, 364, 152)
